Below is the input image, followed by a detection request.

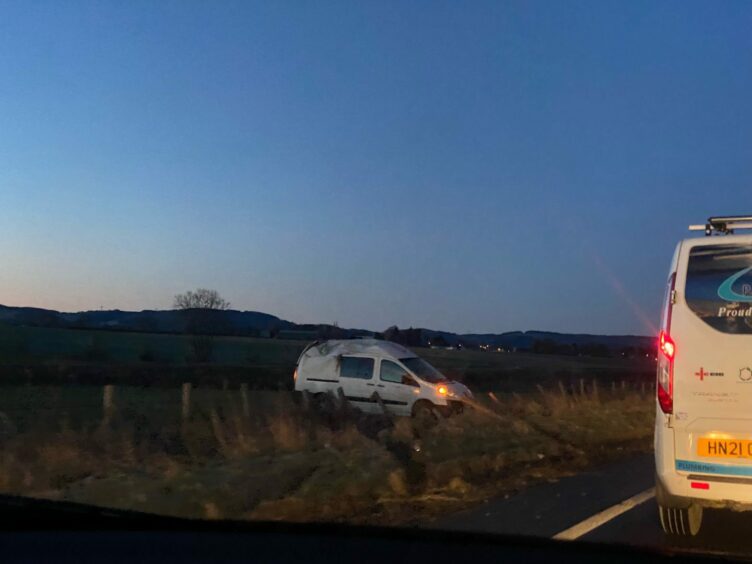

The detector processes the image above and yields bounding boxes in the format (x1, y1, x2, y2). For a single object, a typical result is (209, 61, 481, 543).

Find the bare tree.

(174, 288, 231, 311)
(173, 288, 231, 363)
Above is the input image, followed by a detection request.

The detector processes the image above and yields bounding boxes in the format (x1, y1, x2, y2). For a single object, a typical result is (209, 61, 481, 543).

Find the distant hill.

(420, 328, 654, 352)
(0, 304, 653, 354)
(0, 304, 297, 336)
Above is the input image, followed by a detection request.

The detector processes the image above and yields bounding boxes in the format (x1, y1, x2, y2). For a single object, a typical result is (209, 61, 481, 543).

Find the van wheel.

(658, 503, 702, 536)
(313, 393, 334, 413)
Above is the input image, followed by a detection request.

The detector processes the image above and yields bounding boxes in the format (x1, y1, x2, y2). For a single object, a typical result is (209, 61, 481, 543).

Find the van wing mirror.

(402, 375, 419, 387)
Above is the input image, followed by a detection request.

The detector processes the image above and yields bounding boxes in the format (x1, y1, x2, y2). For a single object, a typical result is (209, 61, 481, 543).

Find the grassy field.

(0, 384, 655, 525)
(0, 324, 304, 365)
(417, 347, 655, 391)
(0, 325, 655, 391)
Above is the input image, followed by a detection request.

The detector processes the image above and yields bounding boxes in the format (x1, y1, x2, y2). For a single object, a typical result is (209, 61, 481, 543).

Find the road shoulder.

(427, 452, 654, 537)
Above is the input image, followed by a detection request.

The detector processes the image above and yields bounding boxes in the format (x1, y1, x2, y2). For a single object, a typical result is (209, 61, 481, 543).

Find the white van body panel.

(294, 339, 472, 416)
(655, 234, 752, 508)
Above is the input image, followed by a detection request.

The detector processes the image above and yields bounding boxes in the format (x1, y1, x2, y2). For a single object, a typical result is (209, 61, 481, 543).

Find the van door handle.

(366, 383, 375, 386)
(377, 384, 385, 388)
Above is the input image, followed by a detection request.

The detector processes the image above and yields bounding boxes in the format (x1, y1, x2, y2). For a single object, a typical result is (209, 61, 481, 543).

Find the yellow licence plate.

(698, 438, 752, 459)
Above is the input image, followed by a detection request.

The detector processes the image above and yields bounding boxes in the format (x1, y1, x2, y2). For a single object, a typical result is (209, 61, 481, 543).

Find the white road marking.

(552, 487, 655, 540)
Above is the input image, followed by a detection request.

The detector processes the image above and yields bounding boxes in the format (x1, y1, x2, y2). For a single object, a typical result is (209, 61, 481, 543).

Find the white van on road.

(294, 339, 473, 417)
(655, 216, 752, 536)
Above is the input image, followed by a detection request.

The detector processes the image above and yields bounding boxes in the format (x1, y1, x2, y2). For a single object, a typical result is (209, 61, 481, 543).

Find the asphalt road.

(429, 452, 752, 560)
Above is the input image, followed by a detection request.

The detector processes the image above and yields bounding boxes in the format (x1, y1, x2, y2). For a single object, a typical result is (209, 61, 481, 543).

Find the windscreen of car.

(685, 244, 752, 334)
(399, 357, 447, 383)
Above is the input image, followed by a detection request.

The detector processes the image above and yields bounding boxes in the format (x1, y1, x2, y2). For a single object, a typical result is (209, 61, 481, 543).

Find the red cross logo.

(695, 367, 706, 381)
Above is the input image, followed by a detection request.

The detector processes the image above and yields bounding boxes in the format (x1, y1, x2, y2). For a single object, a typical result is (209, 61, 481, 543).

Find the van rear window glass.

(686, 244, 752, 334)
(339, 357, 374, 379)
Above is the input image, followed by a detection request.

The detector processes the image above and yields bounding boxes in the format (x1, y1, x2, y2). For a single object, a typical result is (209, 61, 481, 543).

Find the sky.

(0, 0, 751, 336)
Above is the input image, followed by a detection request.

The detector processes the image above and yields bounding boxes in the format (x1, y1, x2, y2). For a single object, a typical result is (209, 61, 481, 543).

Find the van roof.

(301, 339, 417, 361)
(680, 232, 752, 247)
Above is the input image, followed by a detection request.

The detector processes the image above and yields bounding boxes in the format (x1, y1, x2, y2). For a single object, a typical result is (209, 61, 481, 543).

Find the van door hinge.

(670, 290, 677, 305)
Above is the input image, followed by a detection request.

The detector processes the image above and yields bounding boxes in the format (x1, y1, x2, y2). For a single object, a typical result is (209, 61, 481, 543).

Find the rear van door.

(671, 238, 752, 476)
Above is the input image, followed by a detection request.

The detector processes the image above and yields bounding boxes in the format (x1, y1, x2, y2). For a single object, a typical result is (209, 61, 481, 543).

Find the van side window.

(380, 360, 408, 384)
(339, 357, 374, 380)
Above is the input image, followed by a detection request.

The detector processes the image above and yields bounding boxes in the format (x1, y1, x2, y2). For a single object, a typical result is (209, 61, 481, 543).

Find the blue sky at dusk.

(1, 1, 750, 335)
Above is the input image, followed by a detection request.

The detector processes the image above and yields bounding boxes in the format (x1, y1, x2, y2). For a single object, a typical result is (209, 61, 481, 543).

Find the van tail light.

(657, 330, 675, 414)
(656, 273, 676, 415)
(659, 331, 675, 361)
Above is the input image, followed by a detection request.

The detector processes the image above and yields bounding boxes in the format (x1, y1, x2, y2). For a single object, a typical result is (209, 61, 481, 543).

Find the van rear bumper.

(657, 472, 752, 510)
(657, 459, 752, 509)
(656, 416, 752, 509)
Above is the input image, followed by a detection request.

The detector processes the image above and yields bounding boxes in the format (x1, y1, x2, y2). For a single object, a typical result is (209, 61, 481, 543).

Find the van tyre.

(313, 393, 334, 414)
(658, 503, 702, 536)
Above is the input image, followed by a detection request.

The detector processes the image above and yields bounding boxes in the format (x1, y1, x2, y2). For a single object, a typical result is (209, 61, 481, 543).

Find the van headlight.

(437, 385, 448, 396)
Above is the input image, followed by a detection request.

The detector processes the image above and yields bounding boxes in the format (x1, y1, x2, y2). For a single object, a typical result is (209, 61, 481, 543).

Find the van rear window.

(686, 244, 752, 334)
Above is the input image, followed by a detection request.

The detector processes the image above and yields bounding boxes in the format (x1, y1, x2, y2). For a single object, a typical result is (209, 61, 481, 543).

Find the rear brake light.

(690, 482, 709, 490)
(657, 330, 675, 414)
(656, 273, 677, 415)
(659, 331, 675, 361)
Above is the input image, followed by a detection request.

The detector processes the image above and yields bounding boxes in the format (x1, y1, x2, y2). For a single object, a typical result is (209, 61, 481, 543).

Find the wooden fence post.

(240, 383, 250, 417)
(301, 389, 312, 411)
(182, 383, 192, 421)
(336, 387, 349, 414)
(373, 391, 388, 416)
(103, 384, 114, 423)
(579, 378, 585, 397)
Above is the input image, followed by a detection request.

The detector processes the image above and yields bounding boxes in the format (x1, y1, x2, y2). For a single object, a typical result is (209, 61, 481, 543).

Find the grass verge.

(0, 385, 654, 526)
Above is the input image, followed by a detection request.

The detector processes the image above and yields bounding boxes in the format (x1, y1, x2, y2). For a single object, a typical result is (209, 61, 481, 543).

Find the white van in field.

(294, 339, 473, 417)
(655, 216, 752, 536)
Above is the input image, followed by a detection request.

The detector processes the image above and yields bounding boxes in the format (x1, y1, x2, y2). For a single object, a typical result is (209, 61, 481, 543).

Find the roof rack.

(689, 216, 752, 236)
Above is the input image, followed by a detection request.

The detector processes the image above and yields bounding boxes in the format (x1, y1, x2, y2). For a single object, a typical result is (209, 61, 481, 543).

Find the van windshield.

(399, 357, 447, 384)
(686, 244, 752, 334)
